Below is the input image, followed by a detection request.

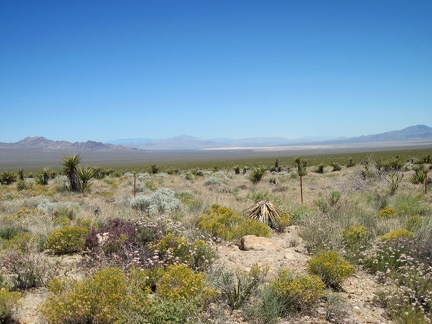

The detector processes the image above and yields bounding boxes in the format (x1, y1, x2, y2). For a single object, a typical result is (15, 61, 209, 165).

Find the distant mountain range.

(0, 137, 136, 152)
(107, 125, 432, 150)
(1, 125, 431, 152)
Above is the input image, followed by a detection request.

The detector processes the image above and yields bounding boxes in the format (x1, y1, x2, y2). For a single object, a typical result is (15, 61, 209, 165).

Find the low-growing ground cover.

(0, 151, 431, 323)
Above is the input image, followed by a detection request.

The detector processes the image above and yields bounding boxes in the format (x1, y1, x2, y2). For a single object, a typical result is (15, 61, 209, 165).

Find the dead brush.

(244, 200, 290, 231)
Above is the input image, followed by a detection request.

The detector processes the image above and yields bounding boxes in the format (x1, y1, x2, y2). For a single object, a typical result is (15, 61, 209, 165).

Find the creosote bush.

(307, 250, 354, 290)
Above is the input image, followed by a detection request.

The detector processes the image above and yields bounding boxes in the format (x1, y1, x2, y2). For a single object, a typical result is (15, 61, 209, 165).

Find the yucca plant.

(61, 155, 81, 192)
(0, 170, 17, 185)
(150, 164, 159, 174)
(245, 200, 290, 231)
(409, 166, 426, 185)
(295, 157, 307, 204)
(17, 168, 25, 181)
(249, 167, 265, 184)
(41, 168, 51, 185)
(76, 166, 95, 193)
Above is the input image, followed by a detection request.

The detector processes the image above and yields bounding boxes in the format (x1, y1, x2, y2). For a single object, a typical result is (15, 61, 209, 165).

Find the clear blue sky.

(1, 0, 431, 143)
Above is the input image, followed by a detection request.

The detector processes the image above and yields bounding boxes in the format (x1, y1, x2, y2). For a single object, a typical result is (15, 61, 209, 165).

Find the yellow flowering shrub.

(308, 250, 355, 290)
(269, 269, 325, 310)
(44, 226, 88, 254)
(198, 204, 270, 241)
(342, 225, 367, 248)
(379, 228, 415, 242)
(41, 268, 150, 323)
(42, 266, 217, 324)
(378, 207, 398, 219)
(157, 264, 217, 302)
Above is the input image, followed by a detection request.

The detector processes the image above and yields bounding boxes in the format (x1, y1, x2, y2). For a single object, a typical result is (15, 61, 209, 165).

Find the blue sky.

(1, 0, 431, 143)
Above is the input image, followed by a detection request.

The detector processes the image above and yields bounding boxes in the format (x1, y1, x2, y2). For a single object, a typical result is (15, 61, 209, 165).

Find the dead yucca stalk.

(245, 200, 289, 231)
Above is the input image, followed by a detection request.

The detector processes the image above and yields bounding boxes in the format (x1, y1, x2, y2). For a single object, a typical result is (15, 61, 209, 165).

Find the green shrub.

(53, 205, 76, 220)
(328, 191, 341, 206)
(246, 190, 271, 203)
(0, 289, 21, 322)
(269, 269, 325, 311)
(45, 226, 88, 254)
(392, 194, 425, 216)
(244, 285, 286, 324)
(231, 219, 271, 239)
(128, 298, 200, 324)
(53, 215, 72, 227)
(405, 215, 422, 231)
(378, 207, 398, 219)
(197, 204, 270, 241)
(379, 228, 415, 242)
(145, 181, 158, 191)
(3, 232, 39, 252)
(307, 251, 355, 290)
(0, 226, 22, 241)
(218, 264, 266, 311)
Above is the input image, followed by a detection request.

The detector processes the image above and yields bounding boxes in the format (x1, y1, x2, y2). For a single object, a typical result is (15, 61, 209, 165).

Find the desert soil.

(14, 226, 393, 324)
